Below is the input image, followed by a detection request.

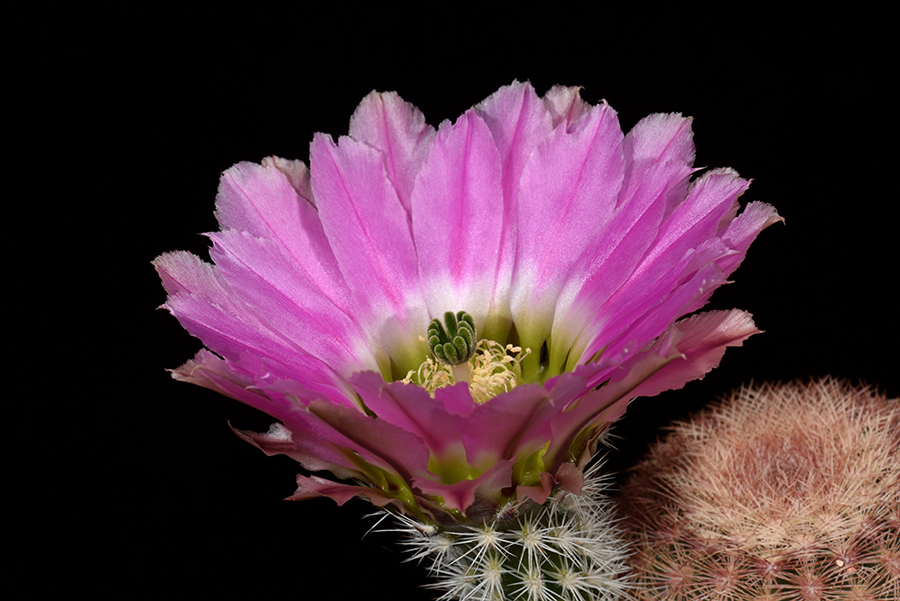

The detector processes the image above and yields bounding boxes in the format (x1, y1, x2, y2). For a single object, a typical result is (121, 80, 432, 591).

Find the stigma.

(405, 311, 531, 405)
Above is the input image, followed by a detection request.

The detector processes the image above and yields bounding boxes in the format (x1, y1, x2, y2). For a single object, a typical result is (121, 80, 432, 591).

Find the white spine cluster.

(388, 464, 632, 601)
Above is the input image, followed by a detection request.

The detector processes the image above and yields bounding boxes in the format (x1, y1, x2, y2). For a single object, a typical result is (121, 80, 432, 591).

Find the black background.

(31, 8, 896, 599)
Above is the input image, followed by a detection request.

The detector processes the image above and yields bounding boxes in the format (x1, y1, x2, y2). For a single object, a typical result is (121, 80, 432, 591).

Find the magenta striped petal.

(348, 91, 436, 214)
(157, 252, 318, 372)
(208, 229, 376, 375)
(549, 157, 682, 373)
(411, 110, 504, 329)
(474, 82, 554, 338)
(215, 161, 351, 313)
(510, 101, 625, 375)
(310, 133, 430, 376)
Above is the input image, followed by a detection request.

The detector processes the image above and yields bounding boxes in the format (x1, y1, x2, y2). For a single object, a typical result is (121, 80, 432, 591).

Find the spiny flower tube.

(617, 378, 899, 600)
(155, 81, 779, 528)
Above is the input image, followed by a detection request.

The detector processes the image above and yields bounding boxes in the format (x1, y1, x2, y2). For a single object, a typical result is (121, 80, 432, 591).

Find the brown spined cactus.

(617, 377, 899, 600)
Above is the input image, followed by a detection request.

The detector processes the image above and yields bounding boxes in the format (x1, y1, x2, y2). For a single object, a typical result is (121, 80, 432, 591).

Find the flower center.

(404, 311, 531, 404)
(427, 311, 478, 367)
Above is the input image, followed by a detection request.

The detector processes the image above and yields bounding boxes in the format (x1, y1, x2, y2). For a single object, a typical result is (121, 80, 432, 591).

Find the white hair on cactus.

(384, 461, 632, 600)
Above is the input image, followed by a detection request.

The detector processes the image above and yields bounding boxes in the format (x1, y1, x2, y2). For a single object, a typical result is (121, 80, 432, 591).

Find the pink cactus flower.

(155, 81, 779, 525)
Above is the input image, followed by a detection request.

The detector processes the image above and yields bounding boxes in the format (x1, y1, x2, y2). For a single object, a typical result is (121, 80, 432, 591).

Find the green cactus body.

(618, 378, 900, 600)
(391, 463, 632, 600)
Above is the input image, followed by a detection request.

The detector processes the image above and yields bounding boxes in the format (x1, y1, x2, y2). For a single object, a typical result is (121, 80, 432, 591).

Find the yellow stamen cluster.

(404, 339, 531, 404)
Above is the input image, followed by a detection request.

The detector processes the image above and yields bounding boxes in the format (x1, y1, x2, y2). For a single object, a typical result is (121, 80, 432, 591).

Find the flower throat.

(403, 311, 531, 404)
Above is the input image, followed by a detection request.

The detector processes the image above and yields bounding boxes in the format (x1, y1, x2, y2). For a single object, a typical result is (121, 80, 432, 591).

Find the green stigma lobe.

(428, 311, 477, 365)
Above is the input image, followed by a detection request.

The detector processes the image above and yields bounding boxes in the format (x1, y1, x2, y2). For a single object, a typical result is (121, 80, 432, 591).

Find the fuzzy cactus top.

(619, 378, 900, 601)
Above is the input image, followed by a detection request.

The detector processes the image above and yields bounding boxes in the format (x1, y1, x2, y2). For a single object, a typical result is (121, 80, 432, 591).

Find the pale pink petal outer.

(348, 91, 436, 215)
(596, 263, 728, 376)
(310, 133, 429, 375)
(716, 200, 783, 275)
(156, 253, 359, 404)
(510, 101, 625, 361)
(549, 157, 682, 373)
(550, 113, 695, 323)
(260, 156, 313, 204)
(156, 252, 315, 373)
(215, 162, 350, 313)
(652, 168, 751, 266)
(475, 81, 554, 228)
(620, 113, 695, 215)
(542, 85, 592, 129)
(574, 177, 778, 372)
(208, 229, 376, 376)
(411, 110, 504, 328)
(157, 160, 379, 388)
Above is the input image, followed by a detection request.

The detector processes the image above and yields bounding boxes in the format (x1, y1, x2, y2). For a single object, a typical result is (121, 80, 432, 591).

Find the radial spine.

(389, 463, 632, 600)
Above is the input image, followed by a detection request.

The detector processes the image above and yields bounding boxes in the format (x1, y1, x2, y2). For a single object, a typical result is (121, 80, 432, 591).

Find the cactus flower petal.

(157, 81, 777, 525)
